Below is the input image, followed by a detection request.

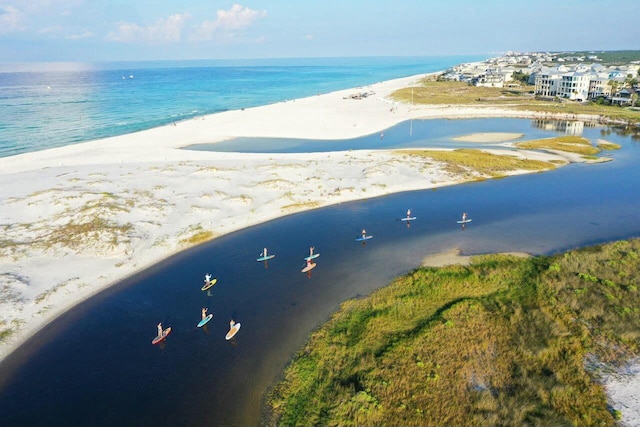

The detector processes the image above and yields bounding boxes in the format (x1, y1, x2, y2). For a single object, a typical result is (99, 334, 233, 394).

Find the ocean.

(0, 55, 486, 158)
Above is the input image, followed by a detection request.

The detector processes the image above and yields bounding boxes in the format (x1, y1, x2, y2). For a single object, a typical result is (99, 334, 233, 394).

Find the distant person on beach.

(157, 323, 163, 338)
(201, 308, 208, 320)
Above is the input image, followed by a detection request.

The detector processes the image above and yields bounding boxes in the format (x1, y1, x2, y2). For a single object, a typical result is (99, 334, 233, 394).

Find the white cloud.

(38, 25, 64, 35)
(304, 34, 313, 40)
(107, 13, 191, 44)
(191, 4, 266, 41)
(0, 5, 24, 33)
(66, 30, 94, 40)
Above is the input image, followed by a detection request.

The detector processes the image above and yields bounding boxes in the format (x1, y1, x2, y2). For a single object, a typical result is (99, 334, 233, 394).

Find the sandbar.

(453, 132, 524, 143)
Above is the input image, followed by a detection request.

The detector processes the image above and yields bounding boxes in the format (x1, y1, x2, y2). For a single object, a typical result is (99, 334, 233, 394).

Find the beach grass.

(397, 149, 557, 178)
(391, 80, 640, 123)
(267, 239, 640, 427)
(281, 201, 321, 212)
(391, 80, 536, 105)
(179, 226, 215, 245)
(515, 136, 601, 156)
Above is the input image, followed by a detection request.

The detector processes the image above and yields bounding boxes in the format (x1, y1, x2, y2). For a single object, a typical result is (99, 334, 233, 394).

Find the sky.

(1, 0, 639, 62)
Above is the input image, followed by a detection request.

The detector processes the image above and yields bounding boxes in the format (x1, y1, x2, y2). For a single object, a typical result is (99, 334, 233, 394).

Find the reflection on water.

(1, 119, 640, 427)
(600, 124, 640, 141)
(530, 119, 597, 136)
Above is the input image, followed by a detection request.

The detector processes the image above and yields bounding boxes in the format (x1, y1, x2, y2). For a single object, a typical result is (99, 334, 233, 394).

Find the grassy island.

(515, 135, 602, 160)
(268, 239, 640, 426)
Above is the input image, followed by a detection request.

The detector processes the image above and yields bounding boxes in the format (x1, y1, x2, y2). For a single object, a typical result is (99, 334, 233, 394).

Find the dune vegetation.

(391, 79, 640, 124)
(267, 239, 640, 427)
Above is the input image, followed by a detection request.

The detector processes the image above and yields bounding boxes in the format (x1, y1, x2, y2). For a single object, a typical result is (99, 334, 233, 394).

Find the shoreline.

(2, 68, 638, 425)
(0, 71, 603, 361)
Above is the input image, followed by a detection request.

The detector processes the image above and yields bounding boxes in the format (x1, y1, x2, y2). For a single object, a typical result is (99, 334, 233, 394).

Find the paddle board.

(201, 278, 217, 291)
(152, 327, 172, 345)
(457, 219, 472, 224)
(304, 253, 320, 261)
(197, 314, 214, 328)
(225, 323, 241, 340)
(401, 217, 417, 221)
(256, 254, 276, 262)
(355, 235, 373, 242)
(301, 262, 316, 273)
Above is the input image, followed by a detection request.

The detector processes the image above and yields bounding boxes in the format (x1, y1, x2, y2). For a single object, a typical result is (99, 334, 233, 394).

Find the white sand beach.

(0, 71, 635, 424)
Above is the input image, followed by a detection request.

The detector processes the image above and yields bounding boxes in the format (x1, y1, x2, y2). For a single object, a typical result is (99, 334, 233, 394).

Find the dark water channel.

(0, 119, 639, 426)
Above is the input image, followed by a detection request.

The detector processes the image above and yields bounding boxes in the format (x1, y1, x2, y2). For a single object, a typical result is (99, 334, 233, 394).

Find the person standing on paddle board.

(262, 248, 267, 258)
(229, 319, 236, 329)
(406, 209, 412, 219)
(157, 323, 163, 338)
(462, 212, 467, 222)
(361, 229, 367, 239)
(309, 246, 315, 258)
(204, 273, 212, 284)
(201, 308, 208, 320)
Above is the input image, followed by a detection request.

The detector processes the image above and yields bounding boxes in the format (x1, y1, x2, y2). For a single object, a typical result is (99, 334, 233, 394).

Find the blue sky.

(1, 0, 639, 62)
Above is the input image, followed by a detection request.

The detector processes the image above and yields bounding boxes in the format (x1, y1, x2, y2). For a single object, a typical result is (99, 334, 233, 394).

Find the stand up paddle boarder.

(201, 308, 208, 320)
(156, 323, 163, 339)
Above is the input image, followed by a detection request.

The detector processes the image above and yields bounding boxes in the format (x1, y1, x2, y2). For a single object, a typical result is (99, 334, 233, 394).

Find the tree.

(512, 71, 530, 84)
(624, 74, 638, 88)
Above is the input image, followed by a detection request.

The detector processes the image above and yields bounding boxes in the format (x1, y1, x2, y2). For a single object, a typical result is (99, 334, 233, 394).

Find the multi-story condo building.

(534, 69, 560, 97)
(556, 72, 591, 101)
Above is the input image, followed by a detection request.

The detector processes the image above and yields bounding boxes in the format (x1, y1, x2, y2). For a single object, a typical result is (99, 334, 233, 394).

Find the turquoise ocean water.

(0, 55, 486, 158)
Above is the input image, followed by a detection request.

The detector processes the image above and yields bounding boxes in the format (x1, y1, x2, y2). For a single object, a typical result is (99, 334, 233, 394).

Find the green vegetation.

(554, 50, 640, 64)
(391, 80, 535, 105)
(398, 149, 557, 178)
(515, 136, 601, 156)
(391, 80, 640, 124)
(268, 239, 640, 426)
(597, 141, 622, 150)
(45, 217, 133, 250)
(179, 226, 215, 245)
(281, 201, 321, 212)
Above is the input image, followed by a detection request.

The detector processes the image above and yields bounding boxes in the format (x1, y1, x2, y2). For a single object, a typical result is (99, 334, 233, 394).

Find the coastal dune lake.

(0, 119, 639, 426)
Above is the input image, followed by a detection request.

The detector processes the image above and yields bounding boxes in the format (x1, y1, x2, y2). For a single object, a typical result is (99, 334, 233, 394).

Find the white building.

(556, 72, 591, 101)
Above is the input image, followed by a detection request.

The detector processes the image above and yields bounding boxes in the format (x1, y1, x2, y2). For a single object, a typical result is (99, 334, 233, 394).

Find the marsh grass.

(597, 141, 622, 150)
(516, 136, 601, 156)
(398, 149, 556, 178)
(268, 239, 640, 427)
